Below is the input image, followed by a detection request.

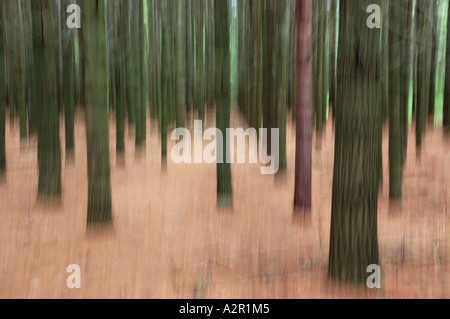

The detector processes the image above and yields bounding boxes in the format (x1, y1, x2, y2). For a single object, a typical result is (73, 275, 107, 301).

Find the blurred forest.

(0, 0, 449, 298)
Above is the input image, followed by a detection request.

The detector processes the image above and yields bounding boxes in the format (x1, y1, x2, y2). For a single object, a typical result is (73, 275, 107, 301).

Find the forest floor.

(0, 109, 449, 299)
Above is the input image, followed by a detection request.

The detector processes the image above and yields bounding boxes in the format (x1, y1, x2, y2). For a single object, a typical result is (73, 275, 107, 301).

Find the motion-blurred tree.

(32, 0, 62, 199)
(0, 0, 5, 179)
(83, 0, 112, 223)
(215, 0, 232, 209)
(444, 0, 450, 138)
(328, 0, 381, 284)
(293, 0, 312, 212)
(388, 0, 405, 201)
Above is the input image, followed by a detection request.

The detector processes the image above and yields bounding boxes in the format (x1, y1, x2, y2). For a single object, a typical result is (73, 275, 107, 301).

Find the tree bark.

(83, 0, 112, 223)
(328, 0, 381, 284)
(0, 0, 6, 178)
(293, 0, 312, 212)
(215, 0, 232, 209)
(388, 0, 404, 201)
(444, 0, 450, 138)
(33, 0, 62, 198)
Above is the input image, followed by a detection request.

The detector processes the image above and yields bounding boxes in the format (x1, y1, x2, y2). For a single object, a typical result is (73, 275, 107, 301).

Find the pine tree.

(0, 0, 6, 179)
(32, 0, 62, 198)
(328, 0, 381, 283)
(293, 0, 312, 212)
(83, 0, 112, 223)
(215, 0, 232, 208)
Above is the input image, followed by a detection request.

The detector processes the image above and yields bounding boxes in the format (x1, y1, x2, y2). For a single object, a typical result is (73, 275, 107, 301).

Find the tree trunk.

(115, 0, 126, 160)
(275, 0, 289, 174)
(427, 4, 438, 122)
(194, 0, 205, 121)
(215, 0, 232, 209)
(176, 0, 186, 127)
(0, 0, 6, 178)
(388, 0, 404, 201)
(415, 0, 434, 157)
(402, 0, 414, 166)
(33, 0, 62, 198)
(293, 0, 312, 212)
(444, 0, 450, 138)
(83, 0, 112, 223)
(328, 0, 381, 284)
(62, 0, 76, 159)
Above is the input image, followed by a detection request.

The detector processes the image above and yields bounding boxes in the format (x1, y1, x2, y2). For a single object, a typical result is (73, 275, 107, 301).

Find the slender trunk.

(276, 0, 289, 174)
(83, 0, 112, 223)
(160, 0, 169, 164)
(14, 0, 27, 141)
(0, 0, 6, 178)
(62, 0, 76, 158)
(415, 0, 434, 157)
(402, 0, 414, 167)
(328, 0, 337, 120)
(444, 0, 450, 138)
(34, 0, 62, 198)
(388, 0, 404, 201)
(293, 0, 312, 212)
(194, 0, 205, 121)
(176, 0, 186, 127)
(428, 4, 438, 122)
(186, 0, 194, 112)
(124, 0, 135, 126)
(115, 0, 126, 159)
(215, 0, 232, 209)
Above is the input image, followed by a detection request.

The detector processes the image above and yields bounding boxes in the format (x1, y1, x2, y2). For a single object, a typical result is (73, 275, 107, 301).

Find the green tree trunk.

(124, 0, 135, 126)
(115, 0, 126, 160)
(33, 0, 62, 198)
(186, 0, 194, 112)
(275, 0, 289, 174)
(263, 0, 278, 157)
(176, 0, 186, 127)
(315, 0, 327, 149)
(194, 0, 205, 121)
(62, 0, 76, 159)
(328, 0, 381, 284)
(83, 0, 112, 223)
(160, 0, 169, 164)
(381, 0, 390, 123)
(215, 0, 232, 209)
(388, 0, 404, 201)
(132, 0, 143, 149)
(13, 0, 27, 141)
(205, 0, 215, 109)
(415, 0, 434, 157)
(428, 4, 438, 122)
(250, 0, 262, 137)
(401, 0, 414, 166)
(444, 0, 450, 138)
(0, 0, 6, 178)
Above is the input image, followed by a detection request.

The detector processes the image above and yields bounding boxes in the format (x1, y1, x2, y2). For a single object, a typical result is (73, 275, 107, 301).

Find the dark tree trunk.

(293, 0, 312, 212)
(62, 0, 76, 159)
(215, 0, 232, 209)
(427, 4, 438, 122)
(415, 0, 434, 157)
(328, 0, 381, 284)
(0, 0, 6, 178)
(388, 0, 404, 201)
(444, 0, 450, 138)
(33, 0, 62, 198)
